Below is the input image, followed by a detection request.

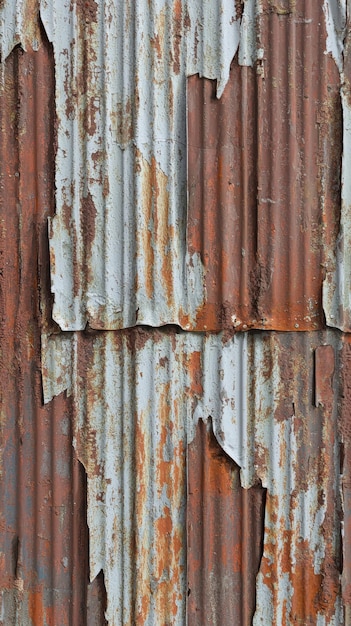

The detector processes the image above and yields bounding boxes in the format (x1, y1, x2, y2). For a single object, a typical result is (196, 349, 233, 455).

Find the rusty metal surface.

(1, 1, 350, 625)
(0, 32, 88, 625)
(39, 0, 344, 333)
(187, 419, 266, 626)
(189, 0, 342, 332)
(38, 0, 266, 332)
(341, 335, 351, 623)
(43, 328, 344, 624)
(323, 2, 351, 333)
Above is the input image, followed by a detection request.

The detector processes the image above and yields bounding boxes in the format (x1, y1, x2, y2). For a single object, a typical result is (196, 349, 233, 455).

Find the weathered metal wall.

(188, 0, 341, 331)
(0, 27, 89, 624)
(43, 328, 343, 624)
(1, 0, 351, 625)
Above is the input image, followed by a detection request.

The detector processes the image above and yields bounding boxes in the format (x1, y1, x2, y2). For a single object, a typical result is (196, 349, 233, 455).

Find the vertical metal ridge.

(187, 419, 266, 626)
(0, 35, 89, 624)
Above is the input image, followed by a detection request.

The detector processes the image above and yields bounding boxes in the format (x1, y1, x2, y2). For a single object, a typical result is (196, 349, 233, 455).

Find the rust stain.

(265, 0, 296, 15)
(28, 589, 44, 625)
(81, 191, 97, 288)
(76, 0, 98, 23)
(315, 345, 335, 408)
(185, 351, 203, 397)
(341, 338, 351, 612)
(111, 97, 134, 148)
(172, 0, 183, 75)
(137, 150, 172, 305)
(22, 0, 42, 51)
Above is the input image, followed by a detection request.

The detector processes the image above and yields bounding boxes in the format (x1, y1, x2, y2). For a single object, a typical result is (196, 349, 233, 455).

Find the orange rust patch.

(290, 541, 324, 623)
(138, 150, 172, 304)
(186, 351, 203, 396)
(29, 589, 44, 625)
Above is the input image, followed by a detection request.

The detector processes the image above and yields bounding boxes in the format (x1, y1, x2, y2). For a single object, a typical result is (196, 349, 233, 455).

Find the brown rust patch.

(76, 0, 98, 23)
(110, 91, 139, 148)
(265, 0, 296, 14)
(172, 0, 183, 74)
(21, 0, 42, 51)
(80, 191, 97, 289)
(1, 37, 89, 623)
(315, 345, 335, 408)
(137, 150, 172, 304)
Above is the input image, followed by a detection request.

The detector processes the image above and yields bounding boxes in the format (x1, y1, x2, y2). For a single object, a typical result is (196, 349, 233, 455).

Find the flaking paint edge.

(323, 0, 351, 331)
(39, 0, 261, 331)
(42, 331, 343, 624)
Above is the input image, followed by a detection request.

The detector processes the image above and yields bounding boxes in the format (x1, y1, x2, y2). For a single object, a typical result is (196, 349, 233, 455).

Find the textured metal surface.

(341, 335, 351, 623)
(187, 419, 266, 626)
(323, 1, 351, 332)
(44, 328, 343, 624)
(0, 0, 39, 61)
(1, 1, 350, 625)
(189, 0, 342, 331)
(40, 0, 345, 333)
(0, 30, 88, 625)
(39, 0, 262, 332)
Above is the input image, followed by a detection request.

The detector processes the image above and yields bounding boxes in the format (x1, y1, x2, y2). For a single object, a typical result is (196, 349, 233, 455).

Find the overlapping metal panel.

(187, 420, 266, 626)
(1, 0, 351, 625)
(0, 33, 89, 624)
(43, 328, 343, 624)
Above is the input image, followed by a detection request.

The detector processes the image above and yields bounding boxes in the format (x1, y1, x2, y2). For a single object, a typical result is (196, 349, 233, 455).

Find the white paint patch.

(39, 0, 262, 331)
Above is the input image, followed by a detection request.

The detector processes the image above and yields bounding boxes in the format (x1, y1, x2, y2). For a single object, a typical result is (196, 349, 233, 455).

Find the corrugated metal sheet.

(1, 0, 351, 624)
(187, 419, 266, 626)
(0, 28, 89, 625)
(323, 2, 351, 332)
(341, 335, 351, 623)
(43, 328, 343, 624)
(189, 0, 342, 331)
(39, 0, 263, 332)
(39, 0, 345, 333)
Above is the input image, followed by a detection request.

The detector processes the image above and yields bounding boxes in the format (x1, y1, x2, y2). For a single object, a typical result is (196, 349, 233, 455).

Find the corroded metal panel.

(187, 420, 266, 626)
(44, 329, 343, 624)
(40, 0, 345, 333)
(188, 0, 342, 331)
(0, 29, 88, 625)
(323, 1, 351, 332)
(39, 0, 261, 332)
(0, 0, 38, 61)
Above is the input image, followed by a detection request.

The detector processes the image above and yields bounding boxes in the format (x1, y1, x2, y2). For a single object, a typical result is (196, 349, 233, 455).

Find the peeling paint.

(322, 1, 351, 331)
(43, 329, 343, 624)
(39, 0, 263, 331)
(0, 0, 41, 62)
